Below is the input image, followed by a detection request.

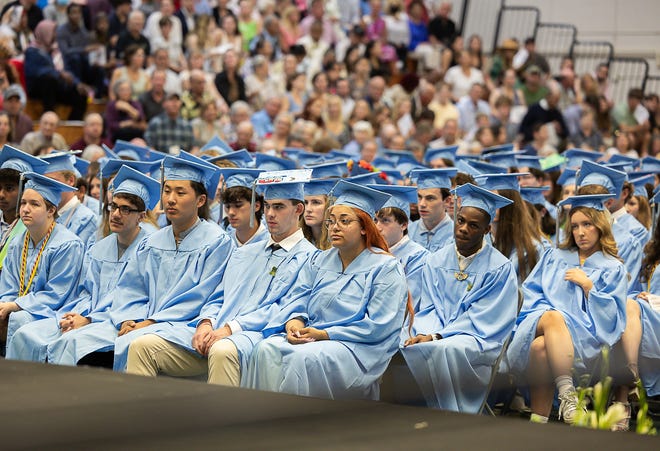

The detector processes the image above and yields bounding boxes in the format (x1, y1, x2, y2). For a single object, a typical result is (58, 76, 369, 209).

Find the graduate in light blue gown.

(108, 156, 234, 371)
(246, 180, 409, 400)
(0, 172, 84, 354)
(401, 183, 518, 413)
(576, 161, 643, 293)
(10, 166, 159, 362)
(368, 184, 428, 310)
(476, 173, 548, 282)
(507, 194, 628, 425)
(408, 168, 457, 252)
(41, 152, 99, 244)
(125, 173, 318, 385)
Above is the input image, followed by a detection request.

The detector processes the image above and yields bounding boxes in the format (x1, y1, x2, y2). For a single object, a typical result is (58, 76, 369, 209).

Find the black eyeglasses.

(107, 203, 141, 215)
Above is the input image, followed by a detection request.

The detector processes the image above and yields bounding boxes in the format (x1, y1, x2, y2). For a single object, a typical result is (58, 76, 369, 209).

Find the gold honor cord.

(19, 221, 56, 296)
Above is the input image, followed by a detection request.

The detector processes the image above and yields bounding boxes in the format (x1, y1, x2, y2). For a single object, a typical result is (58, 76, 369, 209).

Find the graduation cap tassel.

(159, 159, 165, 210)
(555, 209, 560, 247)
(652, 202, 658, 237)
(217, 180, 225, 226)
(453, 192, 458, 224)
(16, 173, 25, 218)
(98, 167, 104, 216)
(249, 181, 256, 229)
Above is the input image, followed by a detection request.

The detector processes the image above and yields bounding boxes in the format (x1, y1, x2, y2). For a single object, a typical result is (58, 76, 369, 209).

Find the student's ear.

(196, 194, 207, 208)
(295, 202, 304, 216)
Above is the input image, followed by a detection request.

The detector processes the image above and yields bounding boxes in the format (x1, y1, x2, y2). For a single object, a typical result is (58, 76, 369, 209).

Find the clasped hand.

(564, 268, 593, 295)
(192, 321, 231, 356)
(286, 318, 328, 344)
(118, 319, 155, 336)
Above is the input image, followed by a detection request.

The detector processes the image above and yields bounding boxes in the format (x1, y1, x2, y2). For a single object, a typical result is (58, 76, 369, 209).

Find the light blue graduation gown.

(507, 248, 627, 377)
(229, 224, 270, 248)
(634, 268, 660, 396)
(82, 195, 101, 218)
(509, 239, 548, 282)
(408, 215, 454, 252)
(148, 235, 318, 378)
(245, 248, 408, 400)
(57, 202, 99, 244)
(1, 224, 84, 357)
(612, 221, 643, 294)
(44, 228, 151, 365)
(616, 213, 650, 247)
(401, 242, 518, 413)
(391, 236, 428, 311)
(109, 220, 234, 371)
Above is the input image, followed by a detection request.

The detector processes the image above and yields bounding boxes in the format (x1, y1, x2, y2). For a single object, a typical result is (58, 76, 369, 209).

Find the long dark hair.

(641, 214, 660, 283)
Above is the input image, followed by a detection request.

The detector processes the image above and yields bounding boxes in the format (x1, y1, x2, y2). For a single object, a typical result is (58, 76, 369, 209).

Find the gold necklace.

(19, 221, 55, 297)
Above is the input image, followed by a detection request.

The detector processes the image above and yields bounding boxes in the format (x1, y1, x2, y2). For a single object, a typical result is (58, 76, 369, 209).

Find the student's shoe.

(558, 391, 584, 424)
(610, 402, 631, 432)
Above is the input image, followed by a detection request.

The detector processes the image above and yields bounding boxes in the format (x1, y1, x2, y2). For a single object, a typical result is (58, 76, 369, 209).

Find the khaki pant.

(126, 334, 240, 387)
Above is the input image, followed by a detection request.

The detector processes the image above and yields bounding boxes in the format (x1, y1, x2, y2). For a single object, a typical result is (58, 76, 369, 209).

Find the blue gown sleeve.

(323, 260, 408, 343)
(585, 262, 628, 347)
(108, 241, 151, 327)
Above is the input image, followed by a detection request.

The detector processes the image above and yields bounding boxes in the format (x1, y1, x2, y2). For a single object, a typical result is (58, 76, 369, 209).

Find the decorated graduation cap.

(40, 151, 79, 174)
(557, 168, 578, 187)
(304, 160, 348, 179)
(557, 194, 615, 211)
(0, 145, 50, 173)
(162, 155, 221, 196)
(410, 168, 458, 190)
(200, 135, 233, 154)
(304, 178, 337, 197)
(609, 153, 641, 170)
(481, 143, 514, 156)
(365, 184, 417, 218)
(563, 148, 603, 168)
(483, 150, 524, 168)
(630, 174, 655, 198)
(452, 183, 513, 222)
(21, 171, 77, 206)
(576, 160, 627, 196)
(424, 145, 458, 164)
(329, 179, 391, 218)
(515, 155, 542, 170)
(520, 186, 550, 205)
(207, 149, 254, 168)
(474, 173, 525, 192)
(254, 169, 311, 201)
(255, 153, 296, 171)
(110, 165, 161, 210)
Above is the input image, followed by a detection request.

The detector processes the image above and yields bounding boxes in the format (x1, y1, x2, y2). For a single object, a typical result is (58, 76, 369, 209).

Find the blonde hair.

(559, 206, 619, 260)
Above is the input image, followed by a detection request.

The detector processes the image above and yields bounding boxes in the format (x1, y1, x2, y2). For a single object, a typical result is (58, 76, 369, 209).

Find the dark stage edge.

(0, 360, 656, 450)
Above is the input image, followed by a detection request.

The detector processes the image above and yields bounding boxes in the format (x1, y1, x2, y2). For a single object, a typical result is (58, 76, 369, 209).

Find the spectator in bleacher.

(440, 34, 463, 76)
(221, 100, 252, 144)
(466, 34, 484, 71)
(69, 112, 112, 151)
(20, 111, 68, 155)
(519, 80, 568, 146)
(457, 82, 490, 139)
(0, 4, 33, 55)
(606, 130, 639, 158)
(138, 69, 166, 122)
(108, 0, 131, 47)
(191, 101, 222, 147)
(214, 49, 247, 106)
(323, 95, 351, 147)
(24, 20, 88, 121)
(519, 65, 548, 107)
(489, 38, 519, 86)
(151, 18, 186, 74)
(249, 14, 282, 61)
(489, 95, 518, 143)
(0, 0, 43, 32)
(279, 4, 302, 53)
(643, 93, 660, 134)
(512, 37, 550, 77)
(444, 50, 484, 103)
(143, 0, 182, 53)
(594, 62, 613, 106)
(2, 84, 31, 144)
(174, 0, 197, 46)
(556, 67, 580, 112)
(250, 94, 282, 139)
(522, 122, 556, 158)
(237, 0, 262, 53)
(105, 79, 147, 142)
(56, 3, 105, 99)
(114, 10, 149, 62)
(212, 0, 236, 28)
(300, 0, 339, 47)
(407, 1, 428, 52)
(0, 111, 11, 147)
(109, 44, 150, 101)
(427, 1, 456, 47)
(229, 120, 257, 153)
(296, 20, 329, 80)
(489, 67, 525, 109)
(181, 70, 215, 122)
(146, 47, 182, 97)
(611, 88, 650, 137)
(144, 91, 194, 153)
(568, 108, 604, 152)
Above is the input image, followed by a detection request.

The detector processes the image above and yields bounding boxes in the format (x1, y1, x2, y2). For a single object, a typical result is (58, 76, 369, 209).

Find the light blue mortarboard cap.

(474, 173, 525, 192)
(347, 172, 384, 185)
(481, 143, 515, 156)
(410, 168, 458, 190)
(200, 135, 233, 154)
(520, 186, 550, 205)
(366, 184, 417, 218)
(22, 171, 77, 206)
(100, 159, 159, 178)
(515, 155, 542, 170)
(255, 153, 297, 171)
(630, 174, 655, 198)
(641, 156, 660, 172)
(41, 151, 77, 173)
(557, 168, 578, 187)
(216, 168, 262, 189)
(295, 151, 325, 167)
(304, 160, 348, 179)
(577, 160, 627, 196)
(110, 165, 161, 210)
(424, 145, 458, 164)
(73, 157, 90, 178)
(304, 178, 337, 197)
(483, 150, 525, 169)
(371, 157, 397, 171)
(609, 154, 640, 169)
(462, 159, 508, 175)
(557, 194, 615, 211)
(326, 149, 354, 160)
(563, 148, 603, 168)
(453, 183, 513, 222)
(162, 156, 221, 196)
(329, 179, 391, 218)
(207, 149, 254, 168)
(0, 145, 50, 173)
(255, 173, 307, 201)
